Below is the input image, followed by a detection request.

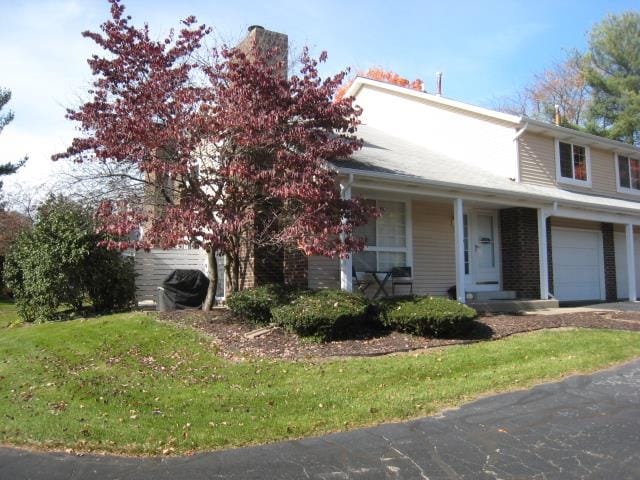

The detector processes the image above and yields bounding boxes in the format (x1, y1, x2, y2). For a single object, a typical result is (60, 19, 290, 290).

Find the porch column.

(339, 178, 353, 292)
(453, 198, 466, 303)
(537, 209, 549, 300)
(626, 223, 636, 302)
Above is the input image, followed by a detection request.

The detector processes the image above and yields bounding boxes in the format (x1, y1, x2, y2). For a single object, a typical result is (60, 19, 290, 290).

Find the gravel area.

(159, 309, 640, 361)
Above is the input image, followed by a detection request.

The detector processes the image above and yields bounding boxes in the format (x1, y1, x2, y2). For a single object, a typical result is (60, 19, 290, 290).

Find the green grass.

(0, 309, 639, 455)
(0, 298, 20, 328)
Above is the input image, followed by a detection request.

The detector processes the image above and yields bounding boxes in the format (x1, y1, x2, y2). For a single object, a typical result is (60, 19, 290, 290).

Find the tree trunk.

(231, 252, 241, 293)
(202, 249, 218, 310)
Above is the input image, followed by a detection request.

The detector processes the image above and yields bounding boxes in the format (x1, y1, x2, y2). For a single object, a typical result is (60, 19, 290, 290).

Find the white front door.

(465, 211, 500, 290)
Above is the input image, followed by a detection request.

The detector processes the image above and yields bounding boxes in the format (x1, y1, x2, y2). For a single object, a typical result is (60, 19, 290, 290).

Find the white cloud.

(1, 127, 71, 192)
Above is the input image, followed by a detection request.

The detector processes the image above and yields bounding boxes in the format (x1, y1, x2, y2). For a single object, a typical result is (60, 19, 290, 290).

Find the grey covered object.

(157, 269, 210, 311)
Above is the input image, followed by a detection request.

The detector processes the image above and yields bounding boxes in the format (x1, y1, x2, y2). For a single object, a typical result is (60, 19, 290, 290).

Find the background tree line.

(496, 11, 640, 146)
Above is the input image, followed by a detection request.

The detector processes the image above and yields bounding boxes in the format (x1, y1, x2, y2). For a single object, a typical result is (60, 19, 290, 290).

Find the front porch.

(330, 178, 640, 307)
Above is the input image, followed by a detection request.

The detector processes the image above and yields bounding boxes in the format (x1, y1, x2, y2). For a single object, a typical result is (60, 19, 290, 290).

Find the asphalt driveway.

(1, 359, 639, 479)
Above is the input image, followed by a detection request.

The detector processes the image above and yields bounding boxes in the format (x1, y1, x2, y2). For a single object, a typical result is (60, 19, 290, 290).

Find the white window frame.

(214, 253, 226, 300)
(615, 153, 640, 196)
(555, 139, 592, 187)
(355, 197, 413, 272)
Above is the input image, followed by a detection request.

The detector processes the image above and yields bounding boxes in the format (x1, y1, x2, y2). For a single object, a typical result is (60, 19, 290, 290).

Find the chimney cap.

(248, 25, 265, 32)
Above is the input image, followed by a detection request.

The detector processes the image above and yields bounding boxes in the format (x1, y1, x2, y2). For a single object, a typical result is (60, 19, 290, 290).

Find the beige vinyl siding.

(592, 148, 640, 202)
(308, 256, 340, 289)
(411, 200, 456, 296)
(590, 147, 617, 195)
(306, 199, 456, 295)
(519, 132, 556, 186)
(519, 131, 640, 203)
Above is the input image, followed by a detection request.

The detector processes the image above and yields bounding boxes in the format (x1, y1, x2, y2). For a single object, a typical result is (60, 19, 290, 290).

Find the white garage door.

(552, 228, 604, 301)
(614, 232, 640, 300)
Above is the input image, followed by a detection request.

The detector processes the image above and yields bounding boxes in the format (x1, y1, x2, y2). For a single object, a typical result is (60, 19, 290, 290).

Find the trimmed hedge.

(226, 284, 307, 326)
(271, 289, 371, 341)
(380, 296, 477, 338)
(226, 285, 277, 325)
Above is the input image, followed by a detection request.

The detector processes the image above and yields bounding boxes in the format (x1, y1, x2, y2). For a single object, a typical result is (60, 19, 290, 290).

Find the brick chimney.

(232, 26, 294, 292)
(237, 25, 288, 79)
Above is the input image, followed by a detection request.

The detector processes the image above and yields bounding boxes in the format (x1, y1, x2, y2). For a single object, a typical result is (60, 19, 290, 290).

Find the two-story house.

(286, 77, 640, 307)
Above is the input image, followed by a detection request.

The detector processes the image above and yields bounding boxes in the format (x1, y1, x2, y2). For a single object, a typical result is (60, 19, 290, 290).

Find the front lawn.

(0, 298, 19, 328)
(0, 310, 639, 455)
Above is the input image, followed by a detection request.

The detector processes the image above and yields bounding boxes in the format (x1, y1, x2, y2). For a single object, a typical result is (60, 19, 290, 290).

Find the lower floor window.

(352, 199, 409, 272)
(353, 251, 407, 272)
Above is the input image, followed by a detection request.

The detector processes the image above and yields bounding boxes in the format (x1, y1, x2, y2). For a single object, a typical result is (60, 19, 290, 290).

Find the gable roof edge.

(346, 77, 640, 155)
(523, 118, 640, 155)
(345, 77, 523, 125)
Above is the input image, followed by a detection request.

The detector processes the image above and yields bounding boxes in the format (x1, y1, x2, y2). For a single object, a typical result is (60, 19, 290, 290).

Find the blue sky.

(0, 0, 638, 195)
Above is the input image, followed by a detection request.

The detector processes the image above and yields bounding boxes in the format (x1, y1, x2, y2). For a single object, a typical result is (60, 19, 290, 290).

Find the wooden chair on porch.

(352, 267, 373, 294)
(391, 266, 413, 296)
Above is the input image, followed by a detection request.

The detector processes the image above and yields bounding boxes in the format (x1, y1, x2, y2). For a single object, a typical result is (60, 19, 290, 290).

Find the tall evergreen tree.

(0, 88, 27, 178)
(583, 12, 640, 145)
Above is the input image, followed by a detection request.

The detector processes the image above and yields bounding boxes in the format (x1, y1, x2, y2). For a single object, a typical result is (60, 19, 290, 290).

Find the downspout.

(341, 173, 355, 195)
(512, 122, 529, 183)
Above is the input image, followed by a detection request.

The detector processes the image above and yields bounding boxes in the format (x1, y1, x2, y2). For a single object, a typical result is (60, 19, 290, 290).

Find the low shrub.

(380, 296, 477, 338)
(226, 284, 306, 326)
(85, 250, 136, 312)
(271, 289, 371, 341)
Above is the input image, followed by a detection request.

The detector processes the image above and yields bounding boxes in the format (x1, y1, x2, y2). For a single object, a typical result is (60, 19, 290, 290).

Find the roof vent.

(248, 25, 264, 32)
(435, 72, 443, 96)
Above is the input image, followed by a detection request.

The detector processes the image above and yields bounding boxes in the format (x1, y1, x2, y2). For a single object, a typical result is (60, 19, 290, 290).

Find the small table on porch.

(365, 270, 392, 299)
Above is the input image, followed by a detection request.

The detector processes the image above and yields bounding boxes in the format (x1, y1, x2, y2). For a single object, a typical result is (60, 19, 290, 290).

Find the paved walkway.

(1, 360, 640, 479)
(528, 300, 640, 315)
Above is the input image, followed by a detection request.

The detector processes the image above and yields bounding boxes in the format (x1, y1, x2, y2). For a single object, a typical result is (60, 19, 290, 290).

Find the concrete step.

(467, 290, 517, 301)
(468, 299, 559, 314)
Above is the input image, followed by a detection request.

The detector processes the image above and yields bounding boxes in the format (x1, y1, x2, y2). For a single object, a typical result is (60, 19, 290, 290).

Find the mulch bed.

(158, 309, 640, 361)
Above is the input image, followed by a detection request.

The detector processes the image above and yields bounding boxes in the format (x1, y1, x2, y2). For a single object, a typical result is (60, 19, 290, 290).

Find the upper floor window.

(616, 154, 640, 193)
(556, 140, 591, 186)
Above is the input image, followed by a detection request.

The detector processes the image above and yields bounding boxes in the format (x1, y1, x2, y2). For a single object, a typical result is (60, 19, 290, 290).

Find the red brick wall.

(234, 27, 289, 292)
(283, 248, 308, 287)
(601, 222, 617, 301)
(500, 207, 540, 299)
(546, 218, 554, 297)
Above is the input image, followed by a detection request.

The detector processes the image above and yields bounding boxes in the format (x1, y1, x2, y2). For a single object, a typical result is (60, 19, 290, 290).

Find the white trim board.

(341, 168, 640, 217)
(544, 206, 640, 227)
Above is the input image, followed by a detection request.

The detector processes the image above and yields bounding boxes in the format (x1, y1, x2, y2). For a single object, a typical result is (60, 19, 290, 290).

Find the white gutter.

(336, 166, 640, 219)
(513, 122, 529, 141)
(342, 173, 354, 192)
(513, 122, 529, 183)
(524, 118, 640, 155)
